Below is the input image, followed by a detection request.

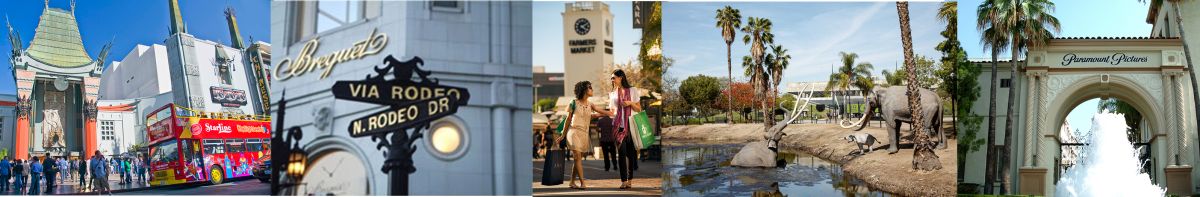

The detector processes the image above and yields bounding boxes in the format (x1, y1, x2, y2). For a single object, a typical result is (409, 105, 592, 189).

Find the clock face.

(299, 151, 368, 195)
(574, 18, 590, 35)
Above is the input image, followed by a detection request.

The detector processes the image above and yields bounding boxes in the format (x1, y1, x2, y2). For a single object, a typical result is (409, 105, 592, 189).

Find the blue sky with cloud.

(662, 2, 945, 87)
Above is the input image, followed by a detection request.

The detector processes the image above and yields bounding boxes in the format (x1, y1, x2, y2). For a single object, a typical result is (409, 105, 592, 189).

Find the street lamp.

(287, 148, 306, 178)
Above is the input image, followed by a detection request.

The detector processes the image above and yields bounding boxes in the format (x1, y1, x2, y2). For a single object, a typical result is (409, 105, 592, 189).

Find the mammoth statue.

(730, 96, 805, 168)
(842, 86, 946, 154)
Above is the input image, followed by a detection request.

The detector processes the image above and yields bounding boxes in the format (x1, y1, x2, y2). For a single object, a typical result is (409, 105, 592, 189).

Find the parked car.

(252, 154, 271, 183)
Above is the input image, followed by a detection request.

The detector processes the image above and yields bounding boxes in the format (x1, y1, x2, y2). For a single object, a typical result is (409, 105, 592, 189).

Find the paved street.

(117, 178, 268, 195)
(534, 157, 662, 196)
(0, 172, 267, 195)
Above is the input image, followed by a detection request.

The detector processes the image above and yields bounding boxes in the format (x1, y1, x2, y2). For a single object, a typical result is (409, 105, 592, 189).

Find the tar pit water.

(663, 144, 893, 196)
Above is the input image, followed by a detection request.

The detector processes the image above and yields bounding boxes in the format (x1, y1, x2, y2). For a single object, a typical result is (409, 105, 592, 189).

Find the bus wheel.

(210, 167, 225, 185)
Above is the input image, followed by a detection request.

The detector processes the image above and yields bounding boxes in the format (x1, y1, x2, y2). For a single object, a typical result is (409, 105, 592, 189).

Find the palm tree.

(742, 17, 775, 132)
(1000, 0, 1060, 193)
(767, 45, 791, 119)
(937, 0, 958, 142)
(827, 52, 874, 119)
(716, 6, 742, 124)
(897, 1, 940, 171)
(977, 0, 1011, 193)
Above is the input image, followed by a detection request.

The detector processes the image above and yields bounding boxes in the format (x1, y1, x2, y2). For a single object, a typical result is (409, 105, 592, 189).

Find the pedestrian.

(122, 158, 131, 185)
(608, 69, 642, 190)
(91, 151, 111, 195)
(12, 159, 23, 194)
(59, 157, 67, 185)
(78, 156, 88, 190)
(0, 156, 10, 192)
(42, 154, 56, 194)
(29, 156, 41, 195)
(555, 81, 613, 190)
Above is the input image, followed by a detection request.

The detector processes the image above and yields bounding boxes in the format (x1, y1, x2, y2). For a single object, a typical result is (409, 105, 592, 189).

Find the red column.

(13, 70, 34, 160)
(84, 77, 100, 159)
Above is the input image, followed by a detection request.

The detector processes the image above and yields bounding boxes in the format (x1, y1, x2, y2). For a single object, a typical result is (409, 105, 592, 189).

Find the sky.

(958, 0, 1153, 137)
(0, 0, 270, 95)
(532, 1, 642, 73)
(662, 2, 945, 89)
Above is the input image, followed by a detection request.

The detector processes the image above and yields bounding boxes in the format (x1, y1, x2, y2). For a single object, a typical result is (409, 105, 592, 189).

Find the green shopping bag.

(555, 101, 576, 134)
(628, 111, 655, 149)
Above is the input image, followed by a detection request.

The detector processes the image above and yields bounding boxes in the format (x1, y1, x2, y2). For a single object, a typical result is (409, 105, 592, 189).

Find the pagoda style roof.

(25, 7, 93, 68)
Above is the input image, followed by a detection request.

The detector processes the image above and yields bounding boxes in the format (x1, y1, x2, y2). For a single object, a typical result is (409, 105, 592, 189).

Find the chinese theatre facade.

(6, 2, 106, 159)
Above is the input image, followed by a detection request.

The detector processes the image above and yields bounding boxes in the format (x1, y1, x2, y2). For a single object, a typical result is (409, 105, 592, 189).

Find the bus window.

(152, 140, 179, 163)
(204, 139, 225, 154)
(227, 139, 246, 153)
(247, 139, 263, 152)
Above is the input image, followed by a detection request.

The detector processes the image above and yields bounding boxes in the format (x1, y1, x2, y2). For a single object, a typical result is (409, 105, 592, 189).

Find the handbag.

(628, 111, 655, 149)
(540, 149, 566, 185)
(555, 101, 576, 134)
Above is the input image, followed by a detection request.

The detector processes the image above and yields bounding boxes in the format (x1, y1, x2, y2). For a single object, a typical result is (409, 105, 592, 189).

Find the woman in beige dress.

(555, 81, 612, 190)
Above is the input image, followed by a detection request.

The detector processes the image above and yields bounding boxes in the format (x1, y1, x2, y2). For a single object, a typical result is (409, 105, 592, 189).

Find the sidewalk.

(0, 172, 154, 195)
(533, 158, 663, 196)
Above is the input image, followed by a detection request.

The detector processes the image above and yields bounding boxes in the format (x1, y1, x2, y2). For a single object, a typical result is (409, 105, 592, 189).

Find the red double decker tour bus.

(147, 103, 271, 186)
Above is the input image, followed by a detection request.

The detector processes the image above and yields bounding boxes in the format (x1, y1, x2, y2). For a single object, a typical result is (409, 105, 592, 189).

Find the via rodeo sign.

(331, 56, 471, 137)
(330, 54, 470, 195)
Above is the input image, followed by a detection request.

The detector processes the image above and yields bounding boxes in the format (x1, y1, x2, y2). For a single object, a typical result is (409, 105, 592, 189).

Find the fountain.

(1055, 110, 1164, 196)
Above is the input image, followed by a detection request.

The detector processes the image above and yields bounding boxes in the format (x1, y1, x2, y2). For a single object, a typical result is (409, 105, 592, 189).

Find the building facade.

(271, 1, 532, 195)
(6, 3, 106, 159)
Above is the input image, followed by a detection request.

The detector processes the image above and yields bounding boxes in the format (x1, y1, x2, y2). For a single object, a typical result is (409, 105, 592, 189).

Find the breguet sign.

(276, 29, 389, 81)
(1052, 51, 1158, 67)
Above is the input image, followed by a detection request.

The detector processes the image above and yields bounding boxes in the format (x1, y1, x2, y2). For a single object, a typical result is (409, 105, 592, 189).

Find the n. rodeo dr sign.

(331, 55, 471, 137)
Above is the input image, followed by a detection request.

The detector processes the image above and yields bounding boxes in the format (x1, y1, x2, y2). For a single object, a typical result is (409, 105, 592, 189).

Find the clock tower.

(561, 2, 613, 95)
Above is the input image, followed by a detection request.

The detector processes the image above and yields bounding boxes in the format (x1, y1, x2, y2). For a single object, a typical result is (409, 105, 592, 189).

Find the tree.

(998, 0, 1060, 192)
(935, 0, 986, 182)
(716, 6, 742, 124)
(827, 52, 874, 116)
(679, 75, 723, 117)
(776, 93, 797, 111)
(742, 17, 775, 132)
(535, 98, 558, 113)
(639, 2, 664, 96)
(597, 60, 645, 96)
(766, 44, 791, 119)
(715, 81, 758, 122)
(897, 1, 940, 171)
(977, 0, 1012, 192)
(881, 55, 939, 89)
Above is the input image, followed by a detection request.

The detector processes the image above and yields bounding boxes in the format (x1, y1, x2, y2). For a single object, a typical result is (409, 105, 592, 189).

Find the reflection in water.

(664, 144, 892, 197)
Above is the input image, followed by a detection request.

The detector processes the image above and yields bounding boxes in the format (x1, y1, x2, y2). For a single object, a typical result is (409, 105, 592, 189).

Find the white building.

(94, 3, 270, 157)
(271, 1, 531, 195)
(0, 94, 18, 157)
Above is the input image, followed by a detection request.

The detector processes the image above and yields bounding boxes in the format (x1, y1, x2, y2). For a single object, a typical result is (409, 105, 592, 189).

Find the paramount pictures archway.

(1017, 38, 1195, 196)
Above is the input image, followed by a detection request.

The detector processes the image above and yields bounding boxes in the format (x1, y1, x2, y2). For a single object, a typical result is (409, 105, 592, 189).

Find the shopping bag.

(628, 111, 655, 149)
(555, 101, 576, 134)
(540, 149, 566, 185)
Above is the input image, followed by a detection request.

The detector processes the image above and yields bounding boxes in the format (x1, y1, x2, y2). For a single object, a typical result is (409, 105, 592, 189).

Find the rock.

(730, 141, 777, 167)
